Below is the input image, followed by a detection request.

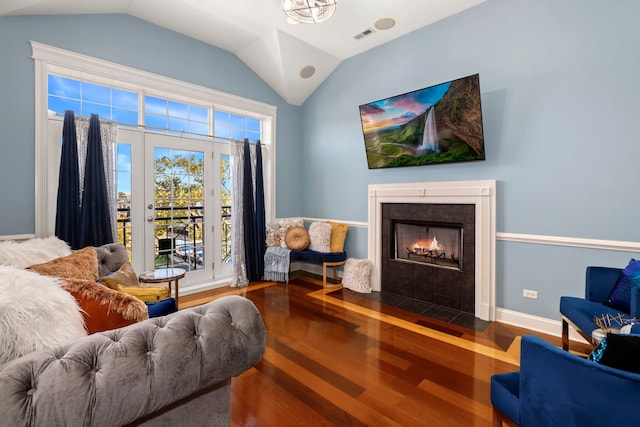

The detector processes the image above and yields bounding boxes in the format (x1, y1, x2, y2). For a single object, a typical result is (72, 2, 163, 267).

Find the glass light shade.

(283, 0, 337, 24)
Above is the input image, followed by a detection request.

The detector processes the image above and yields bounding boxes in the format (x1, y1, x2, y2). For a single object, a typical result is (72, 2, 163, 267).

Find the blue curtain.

(78, 114, 113, 247)
(242, 138, 266, 281)
(55, 110, 82, 249)
(254, 141, 266, 277)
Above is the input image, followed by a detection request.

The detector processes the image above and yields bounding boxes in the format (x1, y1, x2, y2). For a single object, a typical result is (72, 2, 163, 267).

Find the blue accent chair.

(491, 334, 640, 427)
(559, 266, 640, 351)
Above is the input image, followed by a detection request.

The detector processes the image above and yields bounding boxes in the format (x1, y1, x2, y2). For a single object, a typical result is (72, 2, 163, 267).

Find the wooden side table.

(139, 268, 186, 308)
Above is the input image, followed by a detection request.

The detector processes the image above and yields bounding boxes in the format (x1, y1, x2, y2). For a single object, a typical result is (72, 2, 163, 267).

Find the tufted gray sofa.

(0, 294, 266, 426)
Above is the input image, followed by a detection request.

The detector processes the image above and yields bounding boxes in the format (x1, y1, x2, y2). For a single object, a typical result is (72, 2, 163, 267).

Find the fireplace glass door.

(393, 221, 463, 270)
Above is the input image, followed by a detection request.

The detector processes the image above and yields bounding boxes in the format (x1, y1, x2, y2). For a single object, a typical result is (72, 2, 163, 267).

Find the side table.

(139, 268, 186, 309)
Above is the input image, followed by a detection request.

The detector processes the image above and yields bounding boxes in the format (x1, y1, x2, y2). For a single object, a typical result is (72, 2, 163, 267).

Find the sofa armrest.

(585, 266, 622, 302)
(0, 295, 266, 426)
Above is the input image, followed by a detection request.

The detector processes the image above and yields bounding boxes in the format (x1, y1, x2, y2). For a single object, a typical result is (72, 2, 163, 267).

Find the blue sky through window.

(49, 74, 261, 198)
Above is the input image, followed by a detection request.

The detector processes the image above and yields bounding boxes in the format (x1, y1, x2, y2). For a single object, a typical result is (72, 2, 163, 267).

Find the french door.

(117, 129, 231, 288)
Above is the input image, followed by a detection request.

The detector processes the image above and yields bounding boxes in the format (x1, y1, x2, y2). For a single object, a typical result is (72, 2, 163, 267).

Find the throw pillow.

(27, 246, 99, 282)
(589, 333, 640, 373)
(146, 298, 178, 318)
(606, 259, 640, 313)
(116, 284, 171, 302)
(285, 226, 310, 250)
(62, 278, 149, 334)
(342, 258, 373, 293)
(0, 266, 87, 364)
(308, 222, 333, 253)
(327, 221, 349, 252)
(100, 262, 140, 290)
(278, 217, 304, 248)
(0, 236, 72, 269)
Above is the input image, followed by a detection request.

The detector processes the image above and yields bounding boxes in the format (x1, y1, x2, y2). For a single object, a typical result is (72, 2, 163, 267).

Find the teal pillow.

(606, 259, 640, 313)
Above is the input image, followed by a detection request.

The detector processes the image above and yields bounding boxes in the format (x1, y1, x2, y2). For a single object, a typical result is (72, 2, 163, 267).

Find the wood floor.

(180, 274, 590, 427)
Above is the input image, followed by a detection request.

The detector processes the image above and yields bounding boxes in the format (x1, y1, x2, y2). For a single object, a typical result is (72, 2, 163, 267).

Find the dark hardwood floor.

(180, 273, 591, 427)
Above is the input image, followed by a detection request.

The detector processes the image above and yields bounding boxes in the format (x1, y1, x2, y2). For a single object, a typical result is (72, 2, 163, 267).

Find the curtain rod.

(54, 113, 261, 144)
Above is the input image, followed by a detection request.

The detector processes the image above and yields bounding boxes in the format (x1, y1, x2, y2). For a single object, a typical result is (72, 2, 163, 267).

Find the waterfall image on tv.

(359, 73, 485, 169)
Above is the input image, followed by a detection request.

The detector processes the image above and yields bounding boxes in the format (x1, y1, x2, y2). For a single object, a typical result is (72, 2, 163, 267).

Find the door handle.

(147, 216, 154, 222)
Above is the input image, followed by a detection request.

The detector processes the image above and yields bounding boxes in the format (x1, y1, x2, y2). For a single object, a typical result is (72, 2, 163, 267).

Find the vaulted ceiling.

(0, 0, 486, 105)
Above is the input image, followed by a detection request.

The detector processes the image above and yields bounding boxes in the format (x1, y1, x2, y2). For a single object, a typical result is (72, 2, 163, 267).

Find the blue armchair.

(559, 266, 640, 351)
(491, 334, 640, 427)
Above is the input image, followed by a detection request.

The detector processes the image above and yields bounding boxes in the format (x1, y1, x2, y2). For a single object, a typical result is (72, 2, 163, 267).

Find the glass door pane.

(145, 134, 212, 284)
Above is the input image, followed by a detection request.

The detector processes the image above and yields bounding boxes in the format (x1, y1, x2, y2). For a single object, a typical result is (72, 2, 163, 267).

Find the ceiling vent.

(353, 28, 375, 40)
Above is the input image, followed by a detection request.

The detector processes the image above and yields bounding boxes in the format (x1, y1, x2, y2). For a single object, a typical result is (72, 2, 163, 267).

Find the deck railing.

(116, 205, 231, 270)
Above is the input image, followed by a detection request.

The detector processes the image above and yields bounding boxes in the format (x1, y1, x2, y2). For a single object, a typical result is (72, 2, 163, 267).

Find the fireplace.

(394, 221, 463, 270)
(367, 180, 496, 321)
(382, 204, 475, 313)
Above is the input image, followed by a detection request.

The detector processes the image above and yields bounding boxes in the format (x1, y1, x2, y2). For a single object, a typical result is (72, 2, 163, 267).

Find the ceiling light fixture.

(283, 0, 337, 24)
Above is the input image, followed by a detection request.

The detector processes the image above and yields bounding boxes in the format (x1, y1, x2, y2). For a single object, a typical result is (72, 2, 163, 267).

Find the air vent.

(353, 28, 375, 40)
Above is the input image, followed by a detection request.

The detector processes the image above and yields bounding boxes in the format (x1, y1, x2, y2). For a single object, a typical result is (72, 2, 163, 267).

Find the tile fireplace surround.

(367, 180, 496, 321)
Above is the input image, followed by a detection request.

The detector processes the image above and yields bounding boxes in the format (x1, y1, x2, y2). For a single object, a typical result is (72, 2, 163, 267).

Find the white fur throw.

(0, 236, 72, 269)
(342, 258, 373, 293)
(0, 266, 87, 364)
(308, 222, 333, 252)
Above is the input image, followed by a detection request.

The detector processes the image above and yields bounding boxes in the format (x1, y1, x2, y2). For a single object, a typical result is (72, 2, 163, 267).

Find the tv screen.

(359, 73, 485, 169)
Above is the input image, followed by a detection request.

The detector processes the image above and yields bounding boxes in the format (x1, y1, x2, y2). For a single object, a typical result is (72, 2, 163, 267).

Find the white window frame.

(31, 41, 277, 240)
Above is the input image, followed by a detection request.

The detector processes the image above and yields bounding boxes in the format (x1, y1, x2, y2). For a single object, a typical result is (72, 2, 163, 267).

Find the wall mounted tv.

(359, 73, 485, 169)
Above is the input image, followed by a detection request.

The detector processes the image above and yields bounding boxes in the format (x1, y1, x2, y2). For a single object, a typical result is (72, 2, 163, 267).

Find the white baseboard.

(496, 307, 590, 344)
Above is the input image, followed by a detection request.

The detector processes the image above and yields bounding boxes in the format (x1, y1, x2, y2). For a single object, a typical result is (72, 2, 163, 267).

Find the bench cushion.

(290, 249, 346, 263)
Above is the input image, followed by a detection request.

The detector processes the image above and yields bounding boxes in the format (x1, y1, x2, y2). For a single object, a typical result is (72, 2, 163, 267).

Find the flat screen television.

(359, 73, 485, 169)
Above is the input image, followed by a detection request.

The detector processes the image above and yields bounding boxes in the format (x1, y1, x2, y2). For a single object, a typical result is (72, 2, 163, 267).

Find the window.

(48, 75, 138, 125)
(214, 111, 261, 141)
(145, 96, 209, 137)
(33, 41, 276, 291)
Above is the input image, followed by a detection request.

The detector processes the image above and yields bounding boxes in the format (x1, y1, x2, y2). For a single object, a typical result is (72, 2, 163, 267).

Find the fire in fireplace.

(394, 221, 462, 270)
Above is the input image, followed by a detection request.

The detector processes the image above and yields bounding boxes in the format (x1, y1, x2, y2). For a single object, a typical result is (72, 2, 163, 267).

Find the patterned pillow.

(308, 222, 332, 253)
(342, 258, 372, 293)
(277, 217, 304, 248)
(27, 246, 99, 282)
(589, 333, 640, 373)
(327, 221, 349, 252)
(100, 262, 140, 290)
(606, 259, 640, 313)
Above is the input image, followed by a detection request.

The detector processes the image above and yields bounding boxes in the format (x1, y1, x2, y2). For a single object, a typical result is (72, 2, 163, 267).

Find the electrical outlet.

(523, 289, 538, 299)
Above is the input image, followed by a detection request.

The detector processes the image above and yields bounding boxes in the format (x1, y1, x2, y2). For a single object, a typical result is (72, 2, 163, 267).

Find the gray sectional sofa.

(0, 294, 266, 426)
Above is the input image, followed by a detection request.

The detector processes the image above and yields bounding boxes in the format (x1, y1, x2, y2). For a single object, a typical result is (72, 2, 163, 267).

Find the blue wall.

(1, 1, 639, 321)
(300, 0, 640, 319)
(0, 13, 303, 235)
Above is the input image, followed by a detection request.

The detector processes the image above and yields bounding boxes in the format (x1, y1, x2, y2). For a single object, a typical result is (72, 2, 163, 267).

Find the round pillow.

(285, 226, 310, 250)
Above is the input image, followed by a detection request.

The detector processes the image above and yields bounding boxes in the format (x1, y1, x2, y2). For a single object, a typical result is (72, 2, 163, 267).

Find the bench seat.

(290, 249, 347, 288)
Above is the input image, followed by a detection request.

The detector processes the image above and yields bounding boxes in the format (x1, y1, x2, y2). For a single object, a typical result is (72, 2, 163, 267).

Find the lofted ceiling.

(0, 0, 486, 105)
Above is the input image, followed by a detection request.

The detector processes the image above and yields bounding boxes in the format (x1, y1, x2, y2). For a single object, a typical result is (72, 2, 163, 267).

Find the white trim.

(300, 217, 368, 228)
(497, 232, 640, 252)
(367, 180, 497, 321)
(495, 307, 590, 344)
(0, 234, 37, 242)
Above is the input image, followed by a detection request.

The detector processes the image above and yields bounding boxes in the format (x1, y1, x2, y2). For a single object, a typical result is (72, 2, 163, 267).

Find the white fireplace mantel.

(367, 180, 497, 321)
